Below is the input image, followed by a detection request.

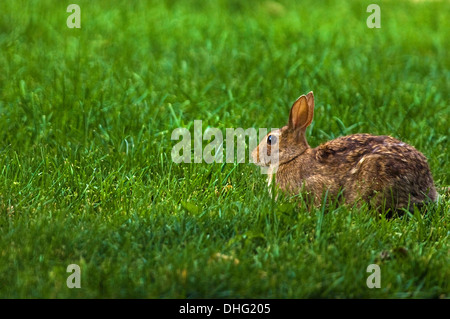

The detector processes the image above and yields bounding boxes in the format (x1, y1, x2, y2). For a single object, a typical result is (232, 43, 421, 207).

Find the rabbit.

(251, 91, 438, 213)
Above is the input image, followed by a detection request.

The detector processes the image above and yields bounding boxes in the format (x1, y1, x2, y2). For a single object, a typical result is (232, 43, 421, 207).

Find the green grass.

(0, 0, 449, 298)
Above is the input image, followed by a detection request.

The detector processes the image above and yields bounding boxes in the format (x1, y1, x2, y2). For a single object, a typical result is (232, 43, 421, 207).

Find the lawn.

(0, 0, 448, 298)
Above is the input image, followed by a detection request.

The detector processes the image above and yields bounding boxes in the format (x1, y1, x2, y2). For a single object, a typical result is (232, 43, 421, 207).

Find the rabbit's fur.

(252, 91, 438, 212)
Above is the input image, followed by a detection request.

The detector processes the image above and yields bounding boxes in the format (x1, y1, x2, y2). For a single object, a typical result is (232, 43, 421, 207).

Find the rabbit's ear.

(289, 91, 314, 130)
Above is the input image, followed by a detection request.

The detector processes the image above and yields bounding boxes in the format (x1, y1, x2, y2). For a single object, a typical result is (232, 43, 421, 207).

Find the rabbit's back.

(302, 134, 437, 209)
(311, 133, 437, 211)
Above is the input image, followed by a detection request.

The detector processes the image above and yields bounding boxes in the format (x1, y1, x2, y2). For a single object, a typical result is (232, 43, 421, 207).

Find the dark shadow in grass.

(271, 184, 444, 222)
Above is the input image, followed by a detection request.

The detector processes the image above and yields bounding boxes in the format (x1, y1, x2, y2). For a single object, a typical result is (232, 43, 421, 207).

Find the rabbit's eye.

(267, 135, 277, 145)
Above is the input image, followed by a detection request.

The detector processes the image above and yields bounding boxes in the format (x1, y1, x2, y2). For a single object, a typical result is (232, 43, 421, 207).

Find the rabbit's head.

(252, 91, 315, 168)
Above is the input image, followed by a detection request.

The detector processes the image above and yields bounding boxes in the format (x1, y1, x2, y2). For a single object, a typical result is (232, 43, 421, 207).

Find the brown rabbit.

(252, 91, 438, 213)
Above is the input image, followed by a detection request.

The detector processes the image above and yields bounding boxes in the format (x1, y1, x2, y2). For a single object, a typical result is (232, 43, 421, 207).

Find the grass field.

(0, 0, 449, 298)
